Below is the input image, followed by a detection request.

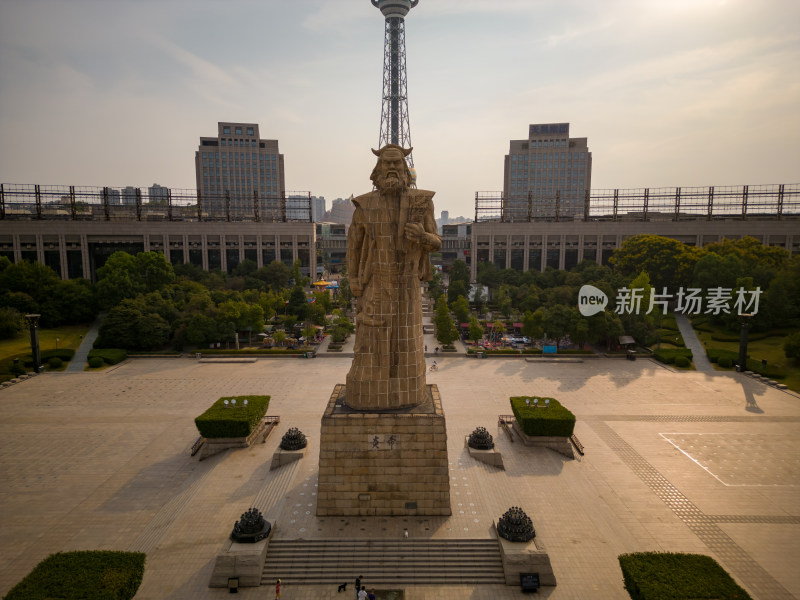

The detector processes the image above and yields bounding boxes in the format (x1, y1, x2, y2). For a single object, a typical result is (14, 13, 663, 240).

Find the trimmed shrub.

(746, 358, 785, 380)
(4, 550, 146, 600)
(47, 356, 63, 369)
(88, 348, 127, 365)
(41, 348, 75, 362)
(195, 395, 270, 439)
(88, 357, 104, 368)
(197, 347, 314, 355)
(674, 356, 690, 368)
(706, 348, 738, 364)
(718, 357, 733, 368)
(618, 552, 752, 600)
(9, 361, 26, 376)
(510, 396, 575, 437)
(653, 348, 692, 365)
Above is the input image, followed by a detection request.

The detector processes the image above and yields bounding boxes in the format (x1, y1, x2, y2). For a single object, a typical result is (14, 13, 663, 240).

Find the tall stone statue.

(345, 145, 441, 410)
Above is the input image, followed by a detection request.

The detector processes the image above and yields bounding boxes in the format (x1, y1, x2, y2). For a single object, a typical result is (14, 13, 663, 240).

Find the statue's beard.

(376, 172, 407, 194)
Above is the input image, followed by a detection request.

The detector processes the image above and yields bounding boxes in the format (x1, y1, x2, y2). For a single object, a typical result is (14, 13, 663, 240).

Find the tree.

(95, 302, 143, 349)
(434, 295, 458, 346)
(784, 331, 800, 363)
(522, 310, 543, 340)
(427, 270, 444, 303)
(273, 330, 286, 346)
(255, 261, 291, 292)
(704, 236, 789, 272)
(95, 251, 175, 309)
(490, 320, 505, 344)
(447, 280, 469, 307)
(477, 262, 500, 290)
(291, 259, 309, 288)
(0, 307, 23, 340)
(468, 316, 484, 344)
(287, 285, 308, 320)
(451, 295, 471, 325)
(232, 258, 258, 278)
(542, 304, 574, 348)
(0, 259, 60, 302)
(449, 259, 470, 285)
(302, 321, 317, 341)
(609, 234, 700, 290)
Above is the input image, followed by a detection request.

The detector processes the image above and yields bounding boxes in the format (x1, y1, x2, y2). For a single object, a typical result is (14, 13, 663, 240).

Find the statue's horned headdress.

(372, 145, 413, 157)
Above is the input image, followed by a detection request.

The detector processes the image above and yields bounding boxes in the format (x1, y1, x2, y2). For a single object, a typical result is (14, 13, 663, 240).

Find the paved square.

(660, 432, 800, 486)
(0, 356, 798, 599)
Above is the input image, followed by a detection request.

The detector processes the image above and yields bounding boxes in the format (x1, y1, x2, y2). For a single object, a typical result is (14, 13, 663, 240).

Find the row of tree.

(431, 235, 799, 349)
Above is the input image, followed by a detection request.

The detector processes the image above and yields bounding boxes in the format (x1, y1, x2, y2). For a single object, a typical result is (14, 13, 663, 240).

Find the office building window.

(223, 126, 230, 134)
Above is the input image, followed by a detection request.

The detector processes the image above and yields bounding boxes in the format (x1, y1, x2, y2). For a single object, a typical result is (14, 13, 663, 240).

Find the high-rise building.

(148, 183, 168, 205)
(310, 196, 326, 222)
(194, 122, 285, 219)
(503, 123, 592, 221)
(121, 186, 137, 205)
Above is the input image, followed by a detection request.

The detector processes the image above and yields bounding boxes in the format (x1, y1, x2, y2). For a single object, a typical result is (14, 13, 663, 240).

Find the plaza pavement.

(1, 350, 798, 599)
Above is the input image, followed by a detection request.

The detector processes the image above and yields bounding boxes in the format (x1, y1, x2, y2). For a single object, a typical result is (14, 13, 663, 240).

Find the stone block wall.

(317, 384, 451, 516)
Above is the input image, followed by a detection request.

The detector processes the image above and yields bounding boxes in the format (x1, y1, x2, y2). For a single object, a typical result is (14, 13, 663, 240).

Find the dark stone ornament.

(497, 506, 536, 542)
(468, 426, 495, 450)
(280, 427, 307, 451)
(230, 508, 271, 543)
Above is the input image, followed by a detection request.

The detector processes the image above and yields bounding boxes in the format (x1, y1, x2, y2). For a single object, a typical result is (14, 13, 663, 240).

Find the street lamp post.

(737, 314, 754, 372)
(24, 314, 42, 373)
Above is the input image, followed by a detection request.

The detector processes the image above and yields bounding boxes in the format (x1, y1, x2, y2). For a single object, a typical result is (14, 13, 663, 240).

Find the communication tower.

(372, 0, 418, 166)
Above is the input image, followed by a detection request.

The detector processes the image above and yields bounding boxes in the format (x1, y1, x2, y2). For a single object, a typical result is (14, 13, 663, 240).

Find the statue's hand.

(404, 222, 427, 246)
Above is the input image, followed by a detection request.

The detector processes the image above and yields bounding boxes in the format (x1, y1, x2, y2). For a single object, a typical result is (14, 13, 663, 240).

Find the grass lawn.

(0, 323, 91, 362)
(692, 322, 800, 392)
(0, 324, 92, 381)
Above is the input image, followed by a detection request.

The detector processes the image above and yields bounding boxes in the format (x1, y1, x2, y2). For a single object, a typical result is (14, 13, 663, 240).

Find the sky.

(1, 0, 798, 218)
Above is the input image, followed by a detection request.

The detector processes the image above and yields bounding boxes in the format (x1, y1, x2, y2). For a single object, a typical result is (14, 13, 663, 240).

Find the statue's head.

(370, 145, 413, 192)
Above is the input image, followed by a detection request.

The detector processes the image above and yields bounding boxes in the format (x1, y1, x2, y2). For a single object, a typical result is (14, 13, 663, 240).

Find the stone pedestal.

(464, 436, 504, 469)
(197, 418, 274, 461)
(317, 384, 450, 516)
(270, 444, 307, 470)
(494, 525, 557, 587)
(511, 421, 575, 459)
(209, 526, 274, 588)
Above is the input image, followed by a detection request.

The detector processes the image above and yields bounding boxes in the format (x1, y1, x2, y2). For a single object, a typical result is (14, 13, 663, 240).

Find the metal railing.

(0, 184, 313, 223)
(476, 184, 800, 223)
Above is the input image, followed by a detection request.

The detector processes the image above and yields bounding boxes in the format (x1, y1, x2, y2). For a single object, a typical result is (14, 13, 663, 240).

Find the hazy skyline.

(1, 0, 798, 218)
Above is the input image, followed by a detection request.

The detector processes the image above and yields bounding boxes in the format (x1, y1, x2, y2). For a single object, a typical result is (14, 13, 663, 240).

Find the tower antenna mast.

(372, 0, 418, 166)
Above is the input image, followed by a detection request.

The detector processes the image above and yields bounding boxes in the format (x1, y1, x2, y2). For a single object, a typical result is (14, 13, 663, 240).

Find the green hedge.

(746, 358, 785, 379)
(88, 348, 128, 365)
(4, 550, 146, 600)
(659, 336, 684, 347)
(197, 347, 314, 355)
(466, 348, 594, 355)
(195, 395, 270, 439)
(653, 348, 693, 365)
(618, 552, 752, 600)
(706, 348, 738, 364)
(510, 396, 575, 437)
(88, 356, 104, 368)
(41, 348, 75, 361)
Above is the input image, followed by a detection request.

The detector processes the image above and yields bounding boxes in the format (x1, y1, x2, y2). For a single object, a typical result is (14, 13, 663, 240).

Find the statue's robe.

(345, 188, 440, 410)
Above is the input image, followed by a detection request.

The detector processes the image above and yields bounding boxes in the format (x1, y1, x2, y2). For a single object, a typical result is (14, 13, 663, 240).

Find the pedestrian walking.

(358, 587, 368, 600)
(354, 575, 362, 599)
(275, 578, 281, 599)
(368, 589, 377, 600)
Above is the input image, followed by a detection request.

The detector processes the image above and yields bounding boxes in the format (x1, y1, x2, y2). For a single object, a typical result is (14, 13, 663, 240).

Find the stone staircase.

(261, 538, 506, 585)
